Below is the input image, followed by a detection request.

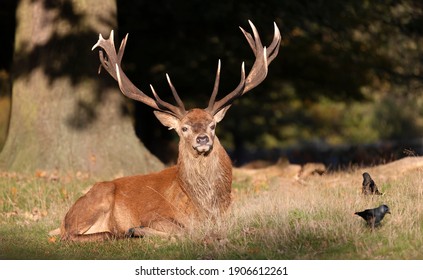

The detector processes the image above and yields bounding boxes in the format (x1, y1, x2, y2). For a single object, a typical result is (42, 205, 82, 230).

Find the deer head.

(92, 21, 281, 158)
(154, 108, 221, 157)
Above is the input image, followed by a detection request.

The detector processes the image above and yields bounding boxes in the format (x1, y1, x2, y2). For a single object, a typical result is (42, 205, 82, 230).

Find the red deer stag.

(59, 21, 281, 241)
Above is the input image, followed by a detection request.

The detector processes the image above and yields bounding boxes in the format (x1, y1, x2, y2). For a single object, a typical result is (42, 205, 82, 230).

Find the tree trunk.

(0, 0, 163, 179)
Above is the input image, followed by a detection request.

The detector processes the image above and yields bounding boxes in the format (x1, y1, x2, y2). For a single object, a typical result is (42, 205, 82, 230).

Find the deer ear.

(213, 106, 230, 123)
(153, 111, 180, 130)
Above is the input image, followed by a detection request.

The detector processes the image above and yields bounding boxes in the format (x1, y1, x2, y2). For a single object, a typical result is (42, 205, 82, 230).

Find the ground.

(1, 156, 422, 259)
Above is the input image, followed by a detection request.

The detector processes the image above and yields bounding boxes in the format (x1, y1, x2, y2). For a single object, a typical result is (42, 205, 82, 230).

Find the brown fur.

(60, 110, 232, 241)
(178, 137, 232, 218)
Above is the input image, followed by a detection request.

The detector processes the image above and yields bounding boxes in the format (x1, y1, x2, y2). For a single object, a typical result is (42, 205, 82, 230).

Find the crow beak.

(387, 210, 391, 214)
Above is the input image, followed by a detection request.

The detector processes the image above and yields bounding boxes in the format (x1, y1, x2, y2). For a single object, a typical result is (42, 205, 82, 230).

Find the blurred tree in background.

(0, 0, 162, 177)
(0, 0, 422, 173)
(0, 1, 16, 149)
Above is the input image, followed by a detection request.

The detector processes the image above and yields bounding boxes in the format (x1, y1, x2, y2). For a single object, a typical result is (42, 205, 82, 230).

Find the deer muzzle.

(193, 134, 212, 154)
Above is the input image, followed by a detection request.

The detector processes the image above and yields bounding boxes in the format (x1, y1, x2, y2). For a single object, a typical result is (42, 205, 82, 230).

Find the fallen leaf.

(35, 170, 47, 178)
(48, 236, 57, 243)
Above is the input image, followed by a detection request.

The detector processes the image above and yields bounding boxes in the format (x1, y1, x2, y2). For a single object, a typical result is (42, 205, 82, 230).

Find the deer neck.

(177, 138, 232, 218)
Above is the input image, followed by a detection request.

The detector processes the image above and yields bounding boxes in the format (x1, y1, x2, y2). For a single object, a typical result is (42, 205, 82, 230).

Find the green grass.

(1, 166, 423, 260)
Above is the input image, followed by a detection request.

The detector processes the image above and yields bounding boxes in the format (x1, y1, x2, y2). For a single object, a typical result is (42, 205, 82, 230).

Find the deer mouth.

(193, 144, 212, 154)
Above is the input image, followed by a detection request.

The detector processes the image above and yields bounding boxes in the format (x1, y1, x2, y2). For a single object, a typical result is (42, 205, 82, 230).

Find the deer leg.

(126, 219, 184, 238)
(62, 232, 115, 242)
(61, 182, 116, 240)
(125, 226, 169, 238)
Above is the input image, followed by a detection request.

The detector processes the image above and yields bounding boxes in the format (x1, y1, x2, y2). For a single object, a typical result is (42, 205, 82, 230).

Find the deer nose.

(196, 135, 210, 145)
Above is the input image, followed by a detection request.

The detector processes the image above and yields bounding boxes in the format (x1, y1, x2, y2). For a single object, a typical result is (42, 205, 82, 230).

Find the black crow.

(355, 204, 391, 228)
(362, 172, 383, 195)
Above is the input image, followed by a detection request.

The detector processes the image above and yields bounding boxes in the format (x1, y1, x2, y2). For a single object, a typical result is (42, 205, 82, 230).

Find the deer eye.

(182, 126, 189, 132)
(210, 124, 216, 130)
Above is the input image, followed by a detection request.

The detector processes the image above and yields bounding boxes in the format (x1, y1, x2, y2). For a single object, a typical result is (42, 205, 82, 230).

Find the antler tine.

(207, 59, 221, 111)
(166, 74, 186, 114)
(207, 62, 246, 114)
(93, 31, 186, 118)
(117, 33, 129, 64)
(149, 84, 185, 118)
(267, 22, 281, 63)
(247, 20, 264, 53)
(239, 26, 256, 56)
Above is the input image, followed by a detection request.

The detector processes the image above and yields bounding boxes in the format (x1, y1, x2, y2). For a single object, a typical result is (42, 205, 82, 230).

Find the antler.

(92, 21, 280, 118)
(206, 20, 281, 115)
(92, 31, 186, 118)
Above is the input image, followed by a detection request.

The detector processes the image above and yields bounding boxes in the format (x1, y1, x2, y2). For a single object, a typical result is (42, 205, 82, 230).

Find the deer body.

(58, 21, 281, 241)
(61, 110, 232, 241)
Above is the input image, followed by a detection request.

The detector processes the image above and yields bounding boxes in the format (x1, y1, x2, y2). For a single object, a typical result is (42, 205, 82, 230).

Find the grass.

(0, 163, 423, 260)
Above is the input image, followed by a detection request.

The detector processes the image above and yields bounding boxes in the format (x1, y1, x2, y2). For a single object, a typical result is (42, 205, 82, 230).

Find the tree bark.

(0, 0, 163, 178)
